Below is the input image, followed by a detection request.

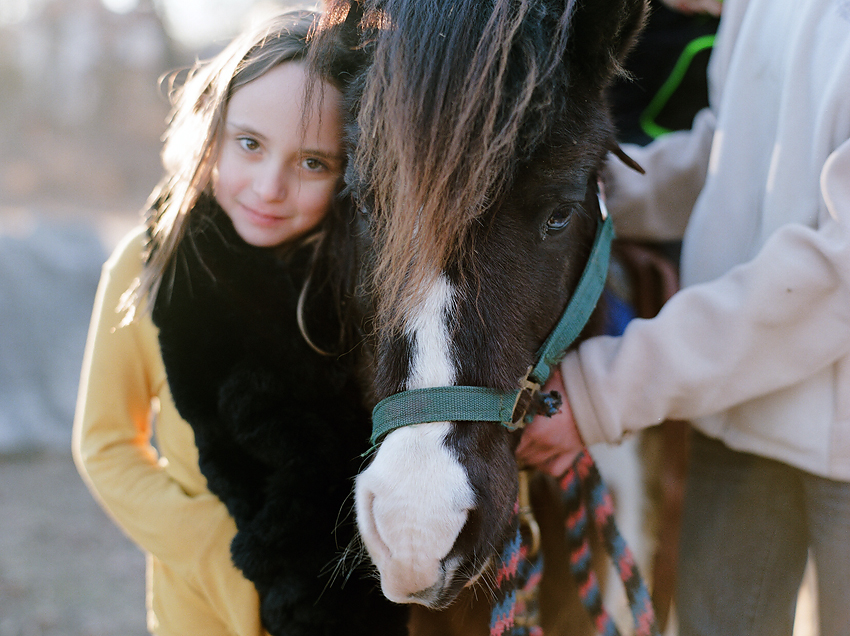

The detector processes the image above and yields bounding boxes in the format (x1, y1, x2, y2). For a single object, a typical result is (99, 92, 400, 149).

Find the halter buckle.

(508, 367, 540, 430)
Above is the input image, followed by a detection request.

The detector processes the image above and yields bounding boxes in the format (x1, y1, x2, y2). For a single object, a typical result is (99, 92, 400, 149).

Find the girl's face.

(213, 61, 344, 247)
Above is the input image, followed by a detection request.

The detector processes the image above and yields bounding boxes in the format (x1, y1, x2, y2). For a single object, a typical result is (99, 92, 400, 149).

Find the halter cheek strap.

(369, 200, 613, 445)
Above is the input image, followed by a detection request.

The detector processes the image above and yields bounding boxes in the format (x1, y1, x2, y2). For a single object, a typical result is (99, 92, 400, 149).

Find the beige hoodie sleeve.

(72, 228, 268, 636)
(602, 107, 716, 242)
(564, 139, 850, 447)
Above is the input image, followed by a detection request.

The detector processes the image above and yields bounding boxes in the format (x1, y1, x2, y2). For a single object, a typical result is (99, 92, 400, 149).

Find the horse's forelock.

(353, 0, 577, 330)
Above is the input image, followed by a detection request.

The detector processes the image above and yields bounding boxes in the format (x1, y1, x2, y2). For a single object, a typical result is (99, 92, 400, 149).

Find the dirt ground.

(0, 199, 147, 635)
(0, 450, 147, 636)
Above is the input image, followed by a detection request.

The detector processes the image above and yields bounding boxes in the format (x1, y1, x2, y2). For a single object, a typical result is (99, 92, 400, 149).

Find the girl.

(73, 11, 407, 636)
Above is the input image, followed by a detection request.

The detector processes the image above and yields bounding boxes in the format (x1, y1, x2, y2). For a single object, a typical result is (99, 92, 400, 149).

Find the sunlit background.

(0, 0, 318, 214)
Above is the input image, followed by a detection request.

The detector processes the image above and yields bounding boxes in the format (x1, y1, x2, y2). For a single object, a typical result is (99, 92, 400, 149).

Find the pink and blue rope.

(490, 450, 659, 636)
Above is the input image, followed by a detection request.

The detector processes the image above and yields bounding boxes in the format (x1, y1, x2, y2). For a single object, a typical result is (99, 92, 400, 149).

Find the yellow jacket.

(72, 226, 269, 636)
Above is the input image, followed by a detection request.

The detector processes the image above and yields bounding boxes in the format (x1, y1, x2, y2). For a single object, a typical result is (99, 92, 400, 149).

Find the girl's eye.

(303, 157, 327, 171)
(238, 137, 260, 152)
(545, 207, 573, 234)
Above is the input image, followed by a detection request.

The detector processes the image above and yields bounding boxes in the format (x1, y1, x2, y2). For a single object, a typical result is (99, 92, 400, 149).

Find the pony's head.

(313, 0, 645, 609)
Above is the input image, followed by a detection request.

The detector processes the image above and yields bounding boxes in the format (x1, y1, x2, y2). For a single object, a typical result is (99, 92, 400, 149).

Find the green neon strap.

(370, 213, 614, 445)
(639, 34, 715, 140)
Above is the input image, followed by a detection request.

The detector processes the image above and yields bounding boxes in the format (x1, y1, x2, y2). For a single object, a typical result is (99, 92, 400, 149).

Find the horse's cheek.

(354, 424, 474, 604)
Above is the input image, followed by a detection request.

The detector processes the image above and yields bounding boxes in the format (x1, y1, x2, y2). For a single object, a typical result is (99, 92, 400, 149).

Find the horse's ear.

(567, 0, 647, 87)
(609, 141, 646, 174)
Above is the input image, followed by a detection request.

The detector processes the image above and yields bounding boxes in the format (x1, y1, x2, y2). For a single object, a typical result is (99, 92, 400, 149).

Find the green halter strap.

(370, 209, 614, 446)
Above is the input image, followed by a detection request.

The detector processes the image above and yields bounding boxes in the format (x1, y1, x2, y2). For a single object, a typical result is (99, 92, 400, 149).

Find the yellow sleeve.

(72, 227, 270, 636)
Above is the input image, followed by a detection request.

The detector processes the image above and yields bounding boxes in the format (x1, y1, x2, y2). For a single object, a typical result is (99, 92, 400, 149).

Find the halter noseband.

(370, 197, 613, 445)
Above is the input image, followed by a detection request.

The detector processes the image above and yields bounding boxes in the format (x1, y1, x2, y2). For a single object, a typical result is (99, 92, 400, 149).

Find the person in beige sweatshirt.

(517, 0, 850, 634)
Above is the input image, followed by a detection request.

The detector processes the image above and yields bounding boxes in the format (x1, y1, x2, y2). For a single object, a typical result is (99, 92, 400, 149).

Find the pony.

(311, 0, 648, 632)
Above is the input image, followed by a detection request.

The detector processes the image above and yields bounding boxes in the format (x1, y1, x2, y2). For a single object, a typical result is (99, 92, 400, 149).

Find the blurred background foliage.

(0, 0, 318, 215)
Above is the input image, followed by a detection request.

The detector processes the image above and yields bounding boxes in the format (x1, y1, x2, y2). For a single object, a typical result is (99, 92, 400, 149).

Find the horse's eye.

(354, 195, 371, 217)
(545, 207, 572, 234)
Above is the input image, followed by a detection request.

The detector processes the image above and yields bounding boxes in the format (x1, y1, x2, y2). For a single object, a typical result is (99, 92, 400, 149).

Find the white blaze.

(404, 274, 456, 390)
(355, 274, 475, 606)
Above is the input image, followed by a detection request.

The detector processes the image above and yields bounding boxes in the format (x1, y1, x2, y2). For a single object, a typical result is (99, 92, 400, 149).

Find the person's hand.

(660, 0, 723, 17)
(515, 368, 584, 478)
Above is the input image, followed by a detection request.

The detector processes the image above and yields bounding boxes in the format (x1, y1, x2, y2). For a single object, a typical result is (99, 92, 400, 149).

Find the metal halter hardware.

(369, 199, 613, 446)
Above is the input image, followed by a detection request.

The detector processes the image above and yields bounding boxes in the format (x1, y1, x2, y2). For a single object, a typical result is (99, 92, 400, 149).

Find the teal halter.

(370, 204, 614, 446)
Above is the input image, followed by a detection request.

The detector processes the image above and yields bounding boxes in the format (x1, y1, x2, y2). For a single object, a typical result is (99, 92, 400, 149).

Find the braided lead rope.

(490, 511, 523, 636)
(560, 450, 660, 636)
(490, 448, 659, 636)
(562, 463, 621, 636)
(489, 503, 545, 636)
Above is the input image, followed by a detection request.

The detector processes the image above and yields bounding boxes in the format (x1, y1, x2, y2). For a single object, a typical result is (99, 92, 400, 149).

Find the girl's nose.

(253, 163, 288, 201)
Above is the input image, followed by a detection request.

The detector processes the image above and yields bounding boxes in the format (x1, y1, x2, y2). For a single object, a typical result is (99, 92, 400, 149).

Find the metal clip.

(517, 469, 541, 559)
(509, 367, 541, 430)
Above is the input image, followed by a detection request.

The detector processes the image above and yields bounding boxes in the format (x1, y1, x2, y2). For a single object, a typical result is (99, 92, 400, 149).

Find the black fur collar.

(152, 201, 407, 635)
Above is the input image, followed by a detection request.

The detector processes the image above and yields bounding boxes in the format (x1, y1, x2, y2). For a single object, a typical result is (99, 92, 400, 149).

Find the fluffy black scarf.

(151, 200, 408, 635)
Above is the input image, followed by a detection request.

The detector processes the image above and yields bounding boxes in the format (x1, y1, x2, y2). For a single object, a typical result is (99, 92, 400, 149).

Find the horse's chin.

(381, 554, 492, 609)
